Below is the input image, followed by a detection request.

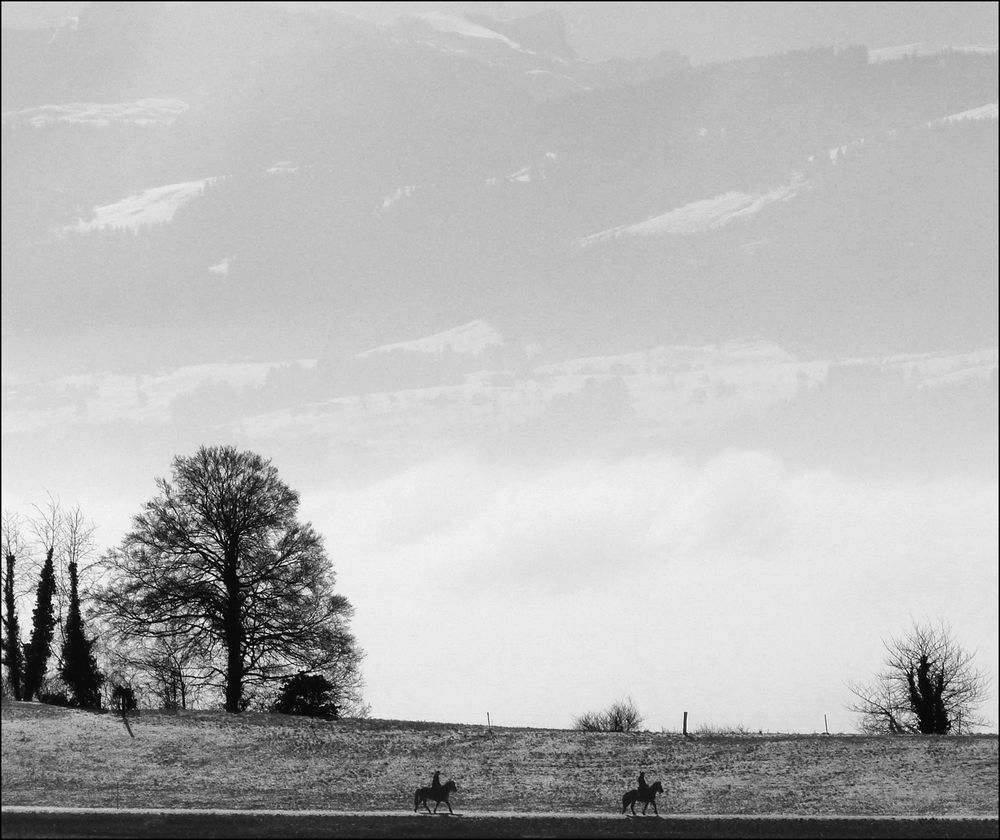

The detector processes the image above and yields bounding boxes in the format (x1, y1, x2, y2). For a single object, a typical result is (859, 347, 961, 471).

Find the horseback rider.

(431, 770, 442, 795)
(637, 771, 650, 799)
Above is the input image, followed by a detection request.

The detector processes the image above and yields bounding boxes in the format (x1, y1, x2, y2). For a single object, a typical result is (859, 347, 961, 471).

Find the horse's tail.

(413, 789, 420, 811)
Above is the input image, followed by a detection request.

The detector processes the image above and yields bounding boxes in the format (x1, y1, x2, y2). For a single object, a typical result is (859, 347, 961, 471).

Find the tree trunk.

(908, 656, 951, 734)
(223, 555, 243, 713)
(225, 639, 243, 712)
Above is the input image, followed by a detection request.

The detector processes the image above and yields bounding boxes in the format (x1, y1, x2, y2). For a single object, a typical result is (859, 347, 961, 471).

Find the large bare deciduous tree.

(848, 619, 990, 734)
(94, 445, 364, 713)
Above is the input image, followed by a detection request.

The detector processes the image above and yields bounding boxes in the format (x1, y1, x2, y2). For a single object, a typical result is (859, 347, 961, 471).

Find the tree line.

(1, 445, 366, 717)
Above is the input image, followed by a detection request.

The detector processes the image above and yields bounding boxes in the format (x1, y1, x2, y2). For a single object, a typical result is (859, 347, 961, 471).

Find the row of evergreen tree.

(2, 540, 103, 708)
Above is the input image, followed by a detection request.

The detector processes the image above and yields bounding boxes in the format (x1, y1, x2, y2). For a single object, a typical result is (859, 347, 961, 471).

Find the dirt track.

(2, 809, 998, 839)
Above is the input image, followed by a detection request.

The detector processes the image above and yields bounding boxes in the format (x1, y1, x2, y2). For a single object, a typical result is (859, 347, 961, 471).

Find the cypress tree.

(22, 548, 57, 700)
(59, 561, 103, 708)
(2, 552, 24, 700)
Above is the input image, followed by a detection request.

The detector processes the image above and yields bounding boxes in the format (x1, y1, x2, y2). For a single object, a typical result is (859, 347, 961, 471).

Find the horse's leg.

(446, 798, 454, 814)
(652, 800, 659, 816)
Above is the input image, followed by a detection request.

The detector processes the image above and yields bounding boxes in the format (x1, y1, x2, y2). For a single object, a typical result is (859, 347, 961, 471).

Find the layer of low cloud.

(302, 448, 998, 732)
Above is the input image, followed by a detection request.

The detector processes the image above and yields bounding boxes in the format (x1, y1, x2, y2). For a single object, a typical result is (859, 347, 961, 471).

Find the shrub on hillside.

(573, 696, 644, 732)
(110, 683, 138, 713)
(694, 722, 753, 735)
(38, 689, 70, 707)
(271, 671, 339, 719)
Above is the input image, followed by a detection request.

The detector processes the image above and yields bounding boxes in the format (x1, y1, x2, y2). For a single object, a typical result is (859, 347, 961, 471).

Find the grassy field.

(1, 701, 997, 816)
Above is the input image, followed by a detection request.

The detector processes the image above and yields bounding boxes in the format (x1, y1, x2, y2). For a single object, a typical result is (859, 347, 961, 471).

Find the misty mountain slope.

(1, 5, 997, 376)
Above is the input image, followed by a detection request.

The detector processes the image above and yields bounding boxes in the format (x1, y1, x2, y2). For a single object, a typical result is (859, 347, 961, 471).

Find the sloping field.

(1, 702, 996, 816)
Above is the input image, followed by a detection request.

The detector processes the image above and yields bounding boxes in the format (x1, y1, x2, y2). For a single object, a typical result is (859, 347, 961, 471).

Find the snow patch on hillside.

(577, 179, 807, 246)
(486, 154, 559, 187)
(357, 320, 504, 358)
(380, 185, 418, 211)
(69, 177, 220, 233)
(412, 12, 532, 53)
(535, 340, 797, 377)
(208, 257, 231, 276)
(829, 138, 865, 162)
(933, 103, 999, 124)
(265, 161, 299, 175)
(1, 98, 188, 128)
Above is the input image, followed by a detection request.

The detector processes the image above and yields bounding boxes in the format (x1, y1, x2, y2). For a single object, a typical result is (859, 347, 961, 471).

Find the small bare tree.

(93, 619, 214, 710)
(50, 502, 98, 652)
(848, 619, 990, 734)
(574, 695, 644, 732)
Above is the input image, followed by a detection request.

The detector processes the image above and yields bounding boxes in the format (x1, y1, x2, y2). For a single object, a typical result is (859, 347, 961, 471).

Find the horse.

(622, 780, 664, 815)
(414, 779, 458, 814)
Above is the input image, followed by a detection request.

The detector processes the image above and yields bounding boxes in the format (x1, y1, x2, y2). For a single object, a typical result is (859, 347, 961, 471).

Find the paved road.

(2, 807, 997, 838)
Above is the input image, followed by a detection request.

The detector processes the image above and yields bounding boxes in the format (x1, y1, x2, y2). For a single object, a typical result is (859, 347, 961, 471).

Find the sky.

(1, 1, 997, 733)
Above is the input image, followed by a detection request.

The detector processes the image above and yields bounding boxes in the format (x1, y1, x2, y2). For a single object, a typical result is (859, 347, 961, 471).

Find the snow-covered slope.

(405, 12, 531, 54)
(1, 98, 188, 127)
(357, 320, 504, 358)
(379, 185, 419, 212)
(576, 179, 808, 246)
(934, 103, 999, 124)
(534, 341, 798, 377)
(69, 177, 219, 233)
